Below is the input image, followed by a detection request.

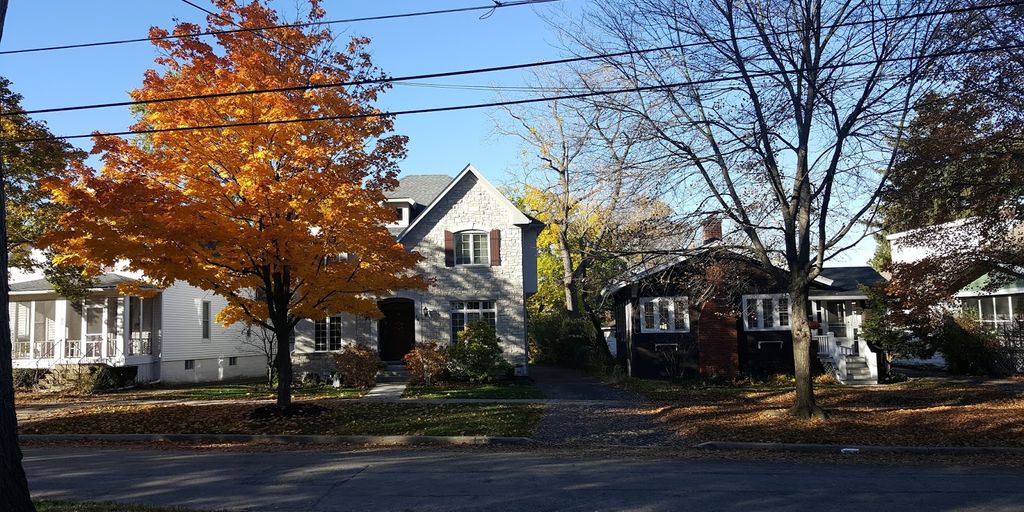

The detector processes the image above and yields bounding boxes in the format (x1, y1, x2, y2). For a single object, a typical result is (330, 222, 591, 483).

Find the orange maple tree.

(44, 0, 425, 407)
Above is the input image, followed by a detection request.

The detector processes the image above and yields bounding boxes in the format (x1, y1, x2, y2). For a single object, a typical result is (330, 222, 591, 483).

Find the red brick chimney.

(702, 218, 722, 245)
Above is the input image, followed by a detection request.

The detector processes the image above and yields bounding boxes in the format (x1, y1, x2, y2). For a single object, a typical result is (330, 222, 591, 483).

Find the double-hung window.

(454, 231, 489, 265)
(201, 301, 212, 340)
(314, 316, 344, 352)
(450, 300, 497, 342)
(743, 294, 790, 331)
(639, 297, 689, 333)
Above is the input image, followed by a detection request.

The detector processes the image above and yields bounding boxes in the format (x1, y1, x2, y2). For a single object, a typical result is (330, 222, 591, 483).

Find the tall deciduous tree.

(499, 85, 677, 335)
(45, 0, 425, 409)
(565, 0, 970, 417)
(882, 6, 1024, 309)
(1, 0, 37, 508)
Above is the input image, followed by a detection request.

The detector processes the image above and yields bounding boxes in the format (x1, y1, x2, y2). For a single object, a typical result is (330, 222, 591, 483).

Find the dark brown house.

(605, 246, 886, 384)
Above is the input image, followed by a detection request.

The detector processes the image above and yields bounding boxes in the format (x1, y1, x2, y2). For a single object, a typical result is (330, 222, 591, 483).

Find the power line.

(0, 0, 560, 56)
(6, 41, 1023, 145)
(4, 0, 1020, 119)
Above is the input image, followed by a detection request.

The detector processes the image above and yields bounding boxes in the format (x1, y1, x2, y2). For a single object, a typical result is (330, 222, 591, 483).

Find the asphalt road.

(25, 446, 1024, 511)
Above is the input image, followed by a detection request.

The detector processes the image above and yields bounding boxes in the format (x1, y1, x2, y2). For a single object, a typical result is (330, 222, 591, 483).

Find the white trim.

(809, 294, 869, 300)
(956, 287, 1024, 298)
(453, 230, 490, 266)
(638, 296, 690, 333)
(813, 275, 835, 286)
(742, 294, 791, 331)
(397, 164, 532, 241)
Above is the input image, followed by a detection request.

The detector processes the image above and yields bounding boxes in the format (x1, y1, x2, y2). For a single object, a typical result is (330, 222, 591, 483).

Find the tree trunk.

(0, 141, 37, 511)
(273, 323, 293, 409)
(788, 285, 825, 419)
(557, 229, 580, 317)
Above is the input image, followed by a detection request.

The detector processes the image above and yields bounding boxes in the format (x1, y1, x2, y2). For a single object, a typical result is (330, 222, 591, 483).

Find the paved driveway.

(25, 446, 1024, 511)
(529, 365, 678, 446)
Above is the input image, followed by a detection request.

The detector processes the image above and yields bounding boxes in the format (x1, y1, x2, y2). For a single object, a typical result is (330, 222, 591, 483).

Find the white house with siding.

(9, 164, 542, 383)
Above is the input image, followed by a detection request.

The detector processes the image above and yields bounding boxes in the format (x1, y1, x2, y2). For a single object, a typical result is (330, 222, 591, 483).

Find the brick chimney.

(702, 217, 722, 245)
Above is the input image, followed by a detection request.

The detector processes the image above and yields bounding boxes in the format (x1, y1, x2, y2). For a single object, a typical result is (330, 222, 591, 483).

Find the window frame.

(742, 294, 791, 331)
(201, 301, 212, 340)
(228, 356, 238, 366)
(184, 359, 195, 371)
(450, 300, 497, 342)
(961, 294, 1022, 331)
(313, 316, 344, 352)
(638, 297, 690, 333)
(454, 230, 490, 266)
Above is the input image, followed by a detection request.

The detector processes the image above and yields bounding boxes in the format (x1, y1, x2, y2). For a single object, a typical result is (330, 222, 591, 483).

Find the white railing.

(814, 333, 856, 357)
(128, 333, 154, 356)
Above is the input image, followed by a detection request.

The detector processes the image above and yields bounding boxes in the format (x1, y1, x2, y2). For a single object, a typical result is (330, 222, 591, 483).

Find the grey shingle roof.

(384, 175, 453, 207)
(10, 273, 139, 293)
(811, 266, 886, 297)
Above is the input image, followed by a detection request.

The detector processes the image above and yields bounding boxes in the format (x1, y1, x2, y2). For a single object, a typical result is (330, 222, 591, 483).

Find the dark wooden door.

(378, 299, 415, 361)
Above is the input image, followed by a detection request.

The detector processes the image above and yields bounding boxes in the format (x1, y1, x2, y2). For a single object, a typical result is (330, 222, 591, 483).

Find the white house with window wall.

(9, 273, 266, 383)
(889, 222, 1024, 373)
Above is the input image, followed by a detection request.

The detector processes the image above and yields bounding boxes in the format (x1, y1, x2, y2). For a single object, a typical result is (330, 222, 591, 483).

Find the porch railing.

(128, 333, 154, 356)
(13, 334, 148, 361)
(814, 333, 856, 357)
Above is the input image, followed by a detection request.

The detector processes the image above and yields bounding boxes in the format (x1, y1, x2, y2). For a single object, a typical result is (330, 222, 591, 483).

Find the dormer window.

(455, 231, 489, 265)
(385, 202, 410, 228)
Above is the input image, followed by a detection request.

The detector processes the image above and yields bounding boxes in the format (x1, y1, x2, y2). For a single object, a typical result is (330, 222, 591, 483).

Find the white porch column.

(122, 296, 131, 360)
(55, 299, 67, 361)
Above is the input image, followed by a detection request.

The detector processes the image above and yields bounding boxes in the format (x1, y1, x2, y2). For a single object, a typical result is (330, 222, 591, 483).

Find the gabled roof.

(603, 250, 885, 299)
(10, 273, 139, 294)
(810, 266, 886, 297)
(384, 174, 454, 207)
(396, 164, 540, 241)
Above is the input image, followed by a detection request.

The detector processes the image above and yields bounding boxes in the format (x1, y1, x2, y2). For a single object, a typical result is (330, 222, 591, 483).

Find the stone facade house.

(291, 164, 542, 376)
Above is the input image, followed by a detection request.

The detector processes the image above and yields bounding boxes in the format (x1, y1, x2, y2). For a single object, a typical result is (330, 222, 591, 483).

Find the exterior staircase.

(361, 362, 409, 401)
(377, 362, 409, 383)
(841, 355, 876, 385)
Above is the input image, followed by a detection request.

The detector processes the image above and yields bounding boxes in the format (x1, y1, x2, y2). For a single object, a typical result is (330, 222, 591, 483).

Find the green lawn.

(19, 382, 364, 403)
(21, 402, 543, 437)
(403, 382, 544, 399)
(144, 383, 364, 401)
(36, 501, 200, 512)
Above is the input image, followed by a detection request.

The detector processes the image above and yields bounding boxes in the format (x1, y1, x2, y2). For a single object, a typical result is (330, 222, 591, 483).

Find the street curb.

(20, 433, 537, 446)
(695, 441, 1024, 455)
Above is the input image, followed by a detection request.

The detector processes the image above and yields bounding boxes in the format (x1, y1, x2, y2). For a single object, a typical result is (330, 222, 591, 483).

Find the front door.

(378, 298, 415, 361)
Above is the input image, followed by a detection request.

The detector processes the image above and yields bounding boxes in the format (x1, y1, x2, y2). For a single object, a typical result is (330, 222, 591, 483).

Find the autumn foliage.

(43, 0, 425, 406)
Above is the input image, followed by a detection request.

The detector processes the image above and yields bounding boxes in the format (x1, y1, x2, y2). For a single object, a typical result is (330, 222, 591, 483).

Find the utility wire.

(6, 41, 1023, 145)
(0, 0, 560, 56)
(4, 0, 1020, 119)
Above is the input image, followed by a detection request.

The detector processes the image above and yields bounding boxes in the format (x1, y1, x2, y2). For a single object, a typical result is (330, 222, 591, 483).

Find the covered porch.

(811, 297, 879, 384)
(10, 275, 160, 373)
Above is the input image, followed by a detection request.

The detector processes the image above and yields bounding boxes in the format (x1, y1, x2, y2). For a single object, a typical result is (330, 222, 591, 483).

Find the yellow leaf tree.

(44, 0, 425, 408)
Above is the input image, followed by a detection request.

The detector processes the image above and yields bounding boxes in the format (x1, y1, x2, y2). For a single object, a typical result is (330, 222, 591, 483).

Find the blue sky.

(0, 0, 875, 266)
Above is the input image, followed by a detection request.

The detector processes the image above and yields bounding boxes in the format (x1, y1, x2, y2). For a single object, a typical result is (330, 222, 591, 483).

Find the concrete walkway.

(25, 446, 1024, 511)
(359, 382, 407, 401)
